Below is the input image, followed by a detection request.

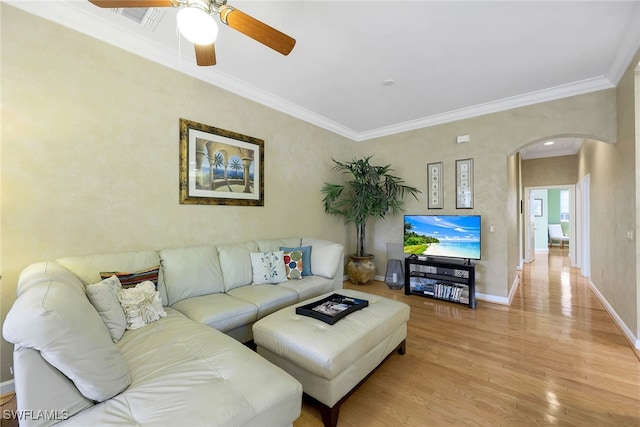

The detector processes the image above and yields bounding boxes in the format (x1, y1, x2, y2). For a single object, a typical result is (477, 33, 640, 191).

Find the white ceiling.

(7, 1, 640, 145)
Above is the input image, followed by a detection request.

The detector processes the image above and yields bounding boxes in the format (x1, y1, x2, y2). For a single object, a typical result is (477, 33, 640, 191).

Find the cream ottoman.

(253, 289, 410, 427)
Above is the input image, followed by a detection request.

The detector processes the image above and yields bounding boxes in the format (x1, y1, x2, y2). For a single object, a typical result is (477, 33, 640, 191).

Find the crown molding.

(606, 1, 640, 85)
(353, 76, 615, 142)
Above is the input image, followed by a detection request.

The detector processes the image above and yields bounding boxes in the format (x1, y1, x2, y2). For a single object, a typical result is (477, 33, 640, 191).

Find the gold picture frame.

(179, 118, 264, 206)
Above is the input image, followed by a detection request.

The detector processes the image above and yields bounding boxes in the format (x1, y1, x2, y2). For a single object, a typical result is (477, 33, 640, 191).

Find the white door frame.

(523, 190, 536, 263)
(524, 185, 576, 267)
(577, 174, 591, 277)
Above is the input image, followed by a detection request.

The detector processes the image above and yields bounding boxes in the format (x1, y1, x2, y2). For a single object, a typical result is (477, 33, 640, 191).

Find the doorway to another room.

(532, 187, 570, 252)
(524, 185, 576, 267)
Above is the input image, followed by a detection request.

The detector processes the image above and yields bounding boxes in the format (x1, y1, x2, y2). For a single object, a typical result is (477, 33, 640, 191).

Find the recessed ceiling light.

(544, 141, 555, 145)
(382, 79, 395, 86)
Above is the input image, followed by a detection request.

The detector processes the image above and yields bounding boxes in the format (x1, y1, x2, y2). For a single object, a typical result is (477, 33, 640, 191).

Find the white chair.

(548, 224, 569, 248)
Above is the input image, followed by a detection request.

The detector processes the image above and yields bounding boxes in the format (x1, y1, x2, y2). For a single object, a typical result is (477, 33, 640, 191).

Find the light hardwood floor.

(294, 248, 640, 426)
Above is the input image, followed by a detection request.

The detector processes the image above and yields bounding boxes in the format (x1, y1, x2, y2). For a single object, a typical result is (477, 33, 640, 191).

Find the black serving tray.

(295, 293, 369, 325)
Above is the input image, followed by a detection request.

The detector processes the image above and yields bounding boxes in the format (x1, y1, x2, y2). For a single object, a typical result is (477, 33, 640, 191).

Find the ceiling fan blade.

(219, 6, 296, 56)
(194, 43, 216, 66)
(88, 0, 176, 7)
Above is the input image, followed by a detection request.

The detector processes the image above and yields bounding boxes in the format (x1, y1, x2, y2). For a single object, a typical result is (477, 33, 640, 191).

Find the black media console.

(404, 256, 476, 309)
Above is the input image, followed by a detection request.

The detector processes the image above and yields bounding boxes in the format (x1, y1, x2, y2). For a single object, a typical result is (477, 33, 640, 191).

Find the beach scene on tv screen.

(404, 215, 481, 259)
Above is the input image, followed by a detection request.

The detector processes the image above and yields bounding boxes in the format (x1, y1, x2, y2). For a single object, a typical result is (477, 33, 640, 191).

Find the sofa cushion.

(250, 251, 287, 284)
(281, 245, 312, 276)
(56, 250, 168, 306)
(302, 238, 344, 279)
(78, 308, 301, 427)
(283, 250, 304, 280)
(86, 275, 127, 342)
(227, 285, 298, 318)
(159, 245, 225, 305)
(171, 294, 257, 332)
(256, 237, 301, 252)
(218, 241, 258, 291)
(278, 275, 336, 301)
(3, 265, 131, 402)
(12, 346, 93, 427)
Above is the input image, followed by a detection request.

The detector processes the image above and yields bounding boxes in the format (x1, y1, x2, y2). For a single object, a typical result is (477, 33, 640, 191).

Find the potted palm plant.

(321, 156, 420, 284)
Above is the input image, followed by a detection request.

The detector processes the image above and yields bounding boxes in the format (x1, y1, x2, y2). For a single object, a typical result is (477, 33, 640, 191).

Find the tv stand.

(404, 257, 476, 309)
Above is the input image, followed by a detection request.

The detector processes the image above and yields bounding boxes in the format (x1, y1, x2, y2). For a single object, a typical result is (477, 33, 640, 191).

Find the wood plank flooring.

(294, 248, 640, 426)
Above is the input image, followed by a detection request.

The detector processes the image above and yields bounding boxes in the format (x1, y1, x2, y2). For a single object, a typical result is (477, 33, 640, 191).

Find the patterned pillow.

(280, 246, 312, 276)
(250, 251, 287, 284)
(100, 265, 159, 289)
(283, 250, 303, 280)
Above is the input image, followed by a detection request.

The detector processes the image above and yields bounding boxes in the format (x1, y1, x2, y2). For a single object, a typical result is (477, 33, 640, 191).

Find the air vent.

(113, 7, 165, 31)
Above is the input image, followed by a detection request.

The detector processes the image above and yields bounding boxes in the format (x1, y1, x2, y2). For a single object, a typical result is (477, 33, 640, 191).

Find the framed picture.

(427, 162, 443, 209)
(179, 118, 264, 206)
(533, 198, 543, 217)
(455, 158, 474, 209)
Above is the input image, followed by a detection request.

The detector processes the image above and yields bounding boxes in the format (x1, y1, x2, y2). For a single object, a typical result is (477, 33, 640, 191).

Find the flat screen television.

(404, 215, 481, 261)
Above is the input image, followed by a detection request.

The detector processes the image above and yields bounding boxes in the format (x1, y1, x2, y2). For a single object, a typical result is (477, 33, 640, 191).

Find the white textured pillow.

(250, 251, 287, 284)
(117, 281, 167, 330)
(86, 275, 126, 342)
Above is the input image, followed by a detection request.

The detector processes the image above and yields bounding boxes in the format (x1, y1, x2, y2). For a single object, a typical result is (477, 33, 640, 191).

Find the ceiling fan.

(88, 0, 296, 66)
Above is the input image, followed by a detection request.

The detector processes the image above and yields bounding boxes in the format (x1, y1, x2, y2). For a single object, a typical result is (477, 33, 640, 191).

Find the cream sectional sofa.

(2, 237, 344, 427)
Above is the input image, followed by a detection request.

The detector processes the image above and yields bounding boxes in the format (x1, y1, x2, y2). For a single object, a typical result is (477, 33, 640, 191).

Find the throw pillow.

(312, 243, 343, 278)
(86, 275, 127, 342)
(100, 265, 159, 289)
(283, 250, 304, 280)
(250, 251, 287, 284)
(117, 281, 167, 330)
(280, 245, 312, 276)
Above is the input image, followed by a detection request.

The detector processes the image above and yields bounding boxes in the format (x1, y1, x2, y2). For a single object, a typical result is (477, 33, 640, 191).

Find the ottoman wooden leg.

(319, 403, 340, 427)
(398, 339, 406, 355)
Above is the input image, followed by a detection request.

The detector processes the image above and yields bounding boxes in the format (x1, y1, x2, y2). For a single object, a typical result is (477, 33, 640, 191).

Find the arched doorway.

(514, 135, 610, 280)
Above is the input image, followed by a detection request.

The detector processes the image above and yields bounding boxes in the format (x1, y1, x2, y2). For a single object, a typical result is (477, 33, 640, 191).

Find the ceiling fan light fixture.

(177, 6, 218, 45)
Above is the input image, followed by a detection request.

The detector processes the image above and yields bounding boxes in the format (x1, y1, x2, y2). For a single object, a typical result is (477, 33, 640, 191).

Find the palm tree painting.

(179, 119, 264, 206)
(195, 140, 256, 193)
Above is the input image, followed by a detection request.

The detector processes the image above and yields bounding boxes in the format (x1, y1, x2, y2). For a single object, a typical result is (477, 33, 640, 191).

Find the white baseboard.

(475, 292, 510, 305)
(507, 272, 520, 305)
(588, 279, 640, 350)
(0, 380, 15, 396)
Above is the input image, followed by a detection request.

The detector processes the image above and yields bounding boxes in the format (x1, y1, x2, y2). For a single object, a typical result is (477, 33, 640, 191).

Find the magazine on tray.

(296, 293, 369, 325)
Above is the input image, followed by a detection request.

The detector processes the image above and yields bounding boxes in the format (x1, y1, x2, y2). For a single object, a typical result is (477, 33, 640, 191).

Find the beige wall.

(522, 155, 578, 187)
(361, 92, 616, 302)
(577, 51, 639, 342)
(1, 4, 630, 383)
